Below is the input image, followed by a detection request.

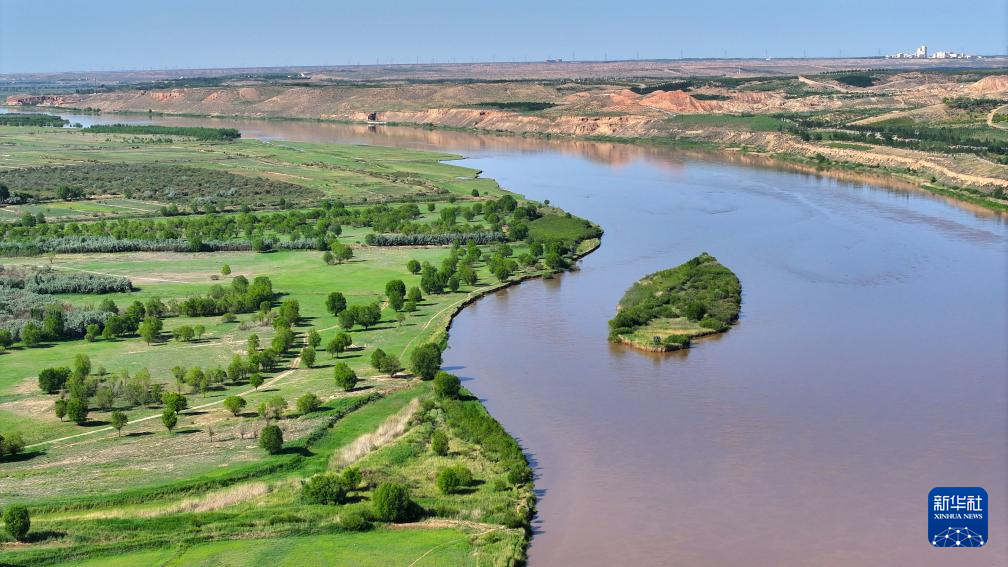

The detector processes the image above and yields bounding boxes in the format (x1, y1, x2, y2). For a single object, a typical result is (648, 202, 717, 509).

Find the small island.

(608, 253, 741, 352)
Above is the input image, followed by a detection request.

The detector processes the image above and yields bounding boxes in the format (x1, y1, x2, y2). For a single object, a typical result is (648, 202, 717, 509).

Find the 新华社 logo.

(929, 487, 987, 548)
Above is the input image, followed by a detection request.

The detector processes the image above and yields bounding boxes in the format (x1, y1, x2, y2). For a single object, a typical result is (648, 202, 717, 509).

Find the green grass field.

(0, 132, 592, 565)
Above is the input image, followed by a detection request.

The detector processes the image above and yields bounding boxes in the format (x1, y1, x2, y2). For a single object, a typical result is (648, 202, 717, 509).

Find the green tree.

(259, 424, 283, 454)
(3, 505, 30, 542)
(326, 291, 347, 316)
(380, 353, 401, 378)
(249, 373, 264, 390)
(38, 366, 71, 394)
(385, 279, 406, 299)
(138, 316, 161, 345)
(406, 259, 421, 274)
(330, 242, 353, 264)
(266, 396, 287, 420)
(54, 398, 67, 421)
(301, 346, 317, 368)
(66, 397, 88, 424)
(161, 391, 188, 414)
(407, 286, 423, 303)
(306, 328, 321, 349)
(110, 411, 128, 436)
(221, 264, 231, 276)
(334, 362, 358, 392)
(0, 329, 13, 351)
(72, 353, 92, 379)
(433, 371, 461, 399)
(223, 395, 247, 416)
(409, 343, 443, 380)
(193, 324, 206, 340)
(161, 408, 178, 433)
(326, 332, 352, 358)
(372, 483, 415, 522)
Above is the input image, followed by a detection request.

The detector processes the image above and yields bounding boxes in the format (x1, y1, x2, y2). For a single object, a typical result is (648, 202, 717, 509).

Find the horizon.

(1, 0, 1005, 74)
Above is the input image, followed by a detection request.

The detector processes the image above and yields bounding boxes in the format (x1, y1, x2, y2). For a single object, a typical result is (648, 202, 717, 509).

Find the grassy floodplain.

(0, 124, 602, 565)
(608, 253, 741, 352)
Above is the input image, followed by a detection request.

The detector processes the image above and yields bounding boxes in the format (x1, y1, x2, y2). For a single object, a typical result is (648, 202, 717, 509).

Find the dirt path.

(988, 104, 1008, 130)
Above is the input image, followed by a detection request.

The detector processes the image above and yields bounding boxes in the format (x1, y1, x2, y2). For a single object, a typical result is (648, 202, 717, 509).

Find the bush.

(302, 473, 347, 504)
(38, 366, 71, 394)
(340, 509, 373, 531)
(372, 482, 416, 522)
(296, 392, 322, 415)
(433, 371, 461, 399)
(260, 424, 283, 454)
(436, 465, 474, 494)
(430, 430, 449, 456)
(2, 505, 30, 542)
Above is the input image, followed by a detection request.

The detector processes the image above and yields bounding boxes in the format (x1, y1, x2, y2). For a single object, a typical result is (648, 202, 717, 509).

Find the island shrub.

(436, 465, 474, 494)
(259, 425, 284, 454)
(302, 473, 348, 504)
(2, 505, 30, 542)
(372, 482, 417, 522)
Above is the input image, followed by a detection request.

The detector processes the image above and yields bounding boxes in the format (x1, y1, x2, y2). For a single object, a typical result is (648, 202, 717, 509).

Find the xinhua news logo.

(929, 487, 987, 548)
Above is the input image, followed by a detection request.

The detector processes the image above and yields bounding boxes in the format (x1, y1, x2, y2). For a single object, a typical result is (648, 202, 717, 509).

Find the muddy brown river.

(15, 110, 1008, 565)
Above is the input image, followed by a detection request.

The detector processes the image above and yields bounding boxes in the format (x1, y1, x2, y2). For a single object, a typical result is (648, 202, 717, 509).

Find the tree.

(296, 392, 322, 415)
(341, 467, 362, 490)
(20, 322, 42, 347)
(355, 303, 382, 330)
(227, 355, 247, 384)
(94, 385, 115, 411)
(221, 264, 231, 276)
(372, 483, 415, 522)
(407, 286, 423, 303)
(388, 291, 405, 312)
(162, 391, 188, 414)
(259, 424, 283, 454)
(301, 346, 316, 368)
(323, 250, 335, 265)
(326, 332, 352, 358)
(138, 316, 161, 345)
(338, 308, 356, 330)
(66, 397, 88, 424)
(0, 329, 12, 351)
(430, 430, 449, 456)
(266, 396, 287, 420)
(302, 473, 347, 504)
(370, 348, 388, 373)
(447, 274, 460, 292)
(380, 353, 401, 378)
(173, 325, 194, 342)
(54, 398, 67, 421)
(330, 242, 353, 264)
(385, 279, 406, 299)
(110, 411, 128, 436)
(185, 367, 205, 394)
(3, 505, 30, 542)
(224, 395, 247, 416)
(326, 291, 347, 316)
(334, 362, 358, 391)
(72, 353, 92, 379)
(249, 373, 264, 390)
(247, 334, 260, 354)
(306, 328, 321, 349)
(38, 366, 71, 394)
(161, 408, 178, 433)
(409, 343, 443, 380)
(406, 259, 421, 274)
(433, 371, 461, 399)
(193, 324, 206, 340)
(436, 465, 473, 494)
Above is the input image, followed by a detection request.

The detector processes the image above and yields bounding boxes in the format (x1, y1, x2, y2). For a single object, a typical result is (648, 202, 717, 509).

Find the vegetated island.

(608, 252, 741, 352)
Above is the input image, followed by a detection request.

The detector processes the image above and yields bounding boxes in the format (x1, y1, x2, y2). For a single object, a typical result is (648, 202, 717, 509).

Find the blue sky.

(1, 0, 1004, 73)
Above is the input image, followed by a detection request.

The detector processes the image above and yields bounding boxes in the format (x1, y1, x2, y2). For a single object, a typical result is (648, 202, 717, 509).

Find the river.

(8, 109, 1007, 565)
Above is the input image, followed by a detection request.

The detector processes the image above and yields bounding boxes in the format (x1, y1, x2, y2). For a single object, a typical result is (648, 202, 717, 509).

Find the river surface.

(9, 109, 1008, 565)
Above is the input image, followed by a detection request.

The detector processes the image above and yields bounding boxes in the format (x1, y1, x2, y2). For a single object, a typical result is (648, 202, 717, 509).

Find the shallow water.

(15, 109, 1008, 564)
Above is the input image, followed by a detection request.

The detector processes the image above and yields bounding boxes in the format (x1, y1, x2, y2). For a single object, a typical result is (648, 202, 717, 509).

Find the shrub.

(260, 424, 283, 454)
(296, 392, 322, 415)
(38, 366, 71, 394)
(3, 505, 30, 542)
(436, 465, 474, 494)
(430, 430, 449, 456)
(372, 482, 416, 522)
(433, 371, 461, 399)
(340, 509, 373, 531)
(302, 473, 347, 504)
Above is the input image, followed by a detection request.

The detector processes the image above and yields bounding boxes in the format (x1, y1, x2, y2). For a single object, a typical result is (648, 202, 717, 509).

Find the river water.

(11, 109, 1008, 565)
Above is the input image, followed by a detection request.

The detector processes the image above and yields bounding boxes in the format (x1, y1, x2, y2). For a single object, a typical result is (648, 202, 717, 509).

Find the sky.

(1, 0, 1005, 74)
